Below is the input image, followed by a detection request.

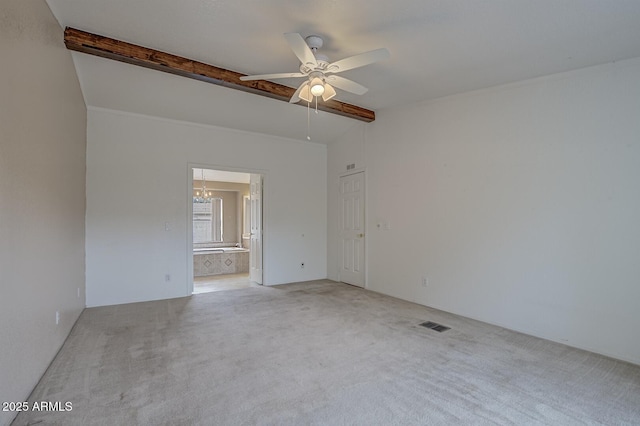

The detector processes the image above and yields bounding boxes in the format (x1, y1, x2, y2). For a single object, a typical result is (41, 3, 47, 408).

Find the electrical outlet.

(165, 274, 171, 282)
(421, 277, 428, 287)
(55, 311, 60, 325)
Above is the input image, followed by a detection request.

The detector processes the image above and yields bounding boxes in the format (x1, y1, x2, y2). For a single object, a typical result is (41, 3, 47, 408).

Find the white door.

(340, 172, 365, 287)
(249, 173, 263, 284)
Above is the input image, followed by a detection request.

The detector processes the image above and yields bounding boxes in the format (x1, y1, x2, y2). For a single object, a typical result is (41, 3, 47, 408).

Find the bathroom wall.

(193, 180, 250, 245)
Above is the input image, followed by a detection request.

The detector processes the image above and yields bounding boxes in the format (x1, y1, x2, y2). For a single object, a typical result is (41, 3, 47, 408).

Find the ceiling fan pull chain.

(307, 100, 311, 141)
(315, 96, 319, 114)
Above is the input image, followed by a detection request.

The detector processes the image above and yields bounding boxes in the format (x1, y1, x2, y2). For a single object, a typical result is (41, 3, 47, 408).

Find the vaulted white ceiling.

(46, 0, 640, 143)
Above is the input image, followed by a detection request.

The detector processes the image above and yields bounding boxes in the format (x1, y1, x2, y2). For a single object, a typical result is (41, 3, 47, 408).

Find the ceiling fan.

(240, 33, 390, 104)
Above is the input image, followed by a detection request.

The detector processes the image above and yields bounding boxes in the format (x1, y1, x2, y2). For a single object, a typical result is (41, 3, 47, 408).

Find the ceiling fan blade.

(240, 72, 306, 81)
(289, 81, 309, 104)
(284, 33, 318, 68)
(326, 75, 368, 95)
(326, 48, 390, 73)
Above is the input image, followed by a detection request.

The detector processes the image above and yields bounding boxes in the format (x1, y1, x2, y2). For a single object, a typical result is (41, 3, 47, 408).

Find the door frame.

(187, 163, 267, 295)
(338, 168, 367, 288)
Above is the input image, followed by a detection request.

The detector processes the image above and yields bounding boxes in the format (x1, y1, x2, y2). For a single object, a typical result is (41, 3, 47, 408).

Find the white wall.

(328, 57, 640, 364)
(0, 1, 87, 425)
(86, 108, 326, 307)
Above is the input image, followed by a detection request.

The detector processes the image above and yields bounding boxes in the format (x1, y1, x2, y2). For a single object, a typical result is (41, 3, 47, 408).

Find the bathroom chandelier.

(194, 169, 213, 201)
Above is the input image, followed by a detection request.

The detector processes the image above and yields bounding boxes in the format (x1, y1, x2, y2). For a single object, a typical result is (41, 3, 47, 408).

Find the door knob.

(358, 233, 364, 238)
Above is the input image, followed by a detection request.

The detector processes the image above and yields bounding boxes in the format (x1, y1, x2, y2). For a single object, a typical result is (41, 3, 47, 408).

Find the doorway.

(189, 167, 263, 294)
(339, 171, 365, 287)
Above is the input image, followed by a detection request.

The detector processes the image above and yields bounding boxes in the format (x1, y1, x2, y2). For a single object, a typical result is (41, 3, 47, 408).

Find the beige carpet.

(13, 280, 640, 425)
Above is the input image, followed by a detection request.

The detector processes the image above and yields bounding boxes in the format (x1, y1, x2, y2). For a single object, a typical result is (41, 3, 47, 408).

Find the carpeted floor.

(13, 280, 640, 425)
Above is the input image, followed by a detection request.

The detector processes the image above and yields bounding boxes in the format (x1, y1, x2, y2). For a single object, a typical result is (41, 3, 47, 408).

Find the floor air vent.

(420, 321, 450, 333)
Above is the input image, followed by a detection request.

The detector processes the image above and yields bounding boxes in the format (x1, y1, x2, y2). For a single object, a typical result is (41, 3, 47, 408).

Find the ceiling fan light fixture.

(322, 83, 336, 101)
(309, 77, 325, 97)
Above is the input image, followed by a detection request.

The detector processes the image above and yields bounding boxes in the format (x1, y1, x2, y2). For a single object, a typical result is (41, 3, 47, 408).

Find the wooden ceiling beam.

(64, 27, 375, 122)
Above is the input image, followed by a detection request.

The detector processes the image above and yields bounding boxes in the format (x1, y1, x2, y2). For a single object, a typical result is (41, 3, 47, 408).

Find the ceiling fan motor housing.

(300, 59, 329, 74)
